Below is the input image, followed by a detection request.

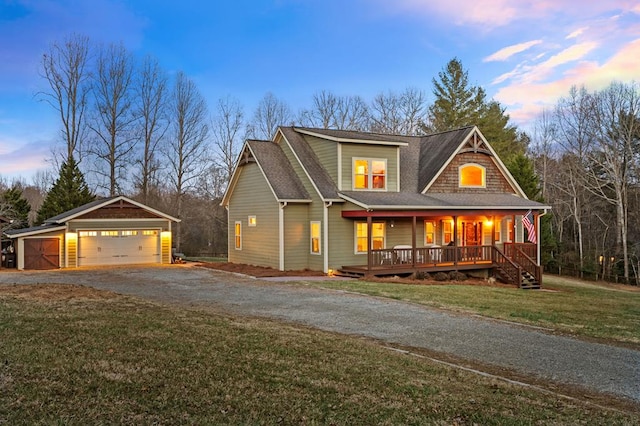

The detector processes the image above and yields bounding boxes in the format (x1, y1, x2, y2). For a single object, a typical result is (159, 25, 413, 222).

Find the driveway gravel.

(1, 264, 639, 405)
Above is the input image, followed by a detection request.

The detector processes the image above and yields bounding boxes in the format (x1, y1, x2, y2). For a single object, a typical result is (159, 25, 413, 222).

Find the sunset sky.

(1, 0, 639, 181)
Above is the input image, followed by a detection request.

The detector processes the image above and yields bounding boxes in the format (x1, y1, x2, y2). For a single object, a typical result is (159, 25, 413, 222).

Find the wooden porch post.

(491, 215, 496, 263)
(412, 216, 417, 266)
(367, 216, 372, 273)
(453, 215, 458, 266)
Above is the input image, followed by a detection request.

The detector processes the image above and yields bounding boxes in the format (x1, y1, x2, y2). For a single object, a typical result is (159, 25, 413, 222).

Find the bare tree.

(298, 91, 370, 131)
(134, 55, 168, 203)
(248, 92, 292, 140)
(165, 72, 210, 251)
(87, 42, 137, 196)
(38, 33, 91, 164)
(370, 88, 427, 135)
(583, 82, 640, 281)
(211, 96, 244, 186)
(334, 95, 370, 131)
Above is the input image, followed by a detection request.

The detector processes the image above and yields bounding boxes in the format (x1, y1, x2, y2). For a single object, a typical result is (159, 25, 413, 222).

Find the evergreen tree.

(0, 187, 31, 229)
(427, 58, 527, 162)
(36, 156, 95, 224)
(427, 57, 485, 132)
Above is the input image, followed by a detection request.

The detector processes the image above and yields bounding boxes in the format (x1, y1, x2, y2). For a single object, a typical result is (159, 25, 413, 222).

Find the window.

(442, 221, 453, 244)
(353, 158, 386, 190)
(248, 215, 257, 227)
(101, 231, 119, 237)
(355, 222, 385, 253)
(310, 221, 321, 254)
(234, 221, 242, 250)
(122, 230, 138, 236)
(424, 221, 435, 245)
(494, 220, 501, 242)
(143, 230, 158, 236)
(506, 218, 514, 242)
(459, 163, 486, 188)
(79, 231, 97, 237)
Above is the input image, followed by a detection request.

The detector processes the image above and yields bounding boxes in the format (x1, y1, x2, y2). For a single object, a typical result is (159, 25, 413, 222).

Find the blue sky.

(1, 0, 639, 181)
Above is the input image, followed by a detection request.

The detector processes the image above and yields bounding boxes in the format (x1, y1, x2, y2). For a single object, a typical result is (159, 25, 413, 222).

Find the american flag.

(523, 210, 536, 243)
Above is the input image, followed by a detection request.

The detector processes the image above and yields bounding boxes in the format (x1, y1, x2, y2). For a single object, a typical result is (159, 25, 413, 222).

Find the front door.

(463, 222, 481, 246)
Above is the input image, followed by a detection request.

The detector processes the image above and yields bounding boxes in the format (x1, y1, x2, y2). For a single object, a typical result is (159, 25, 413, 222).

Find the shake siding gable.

(341, 144, 399, 191)
(227, 163, 280, 269)
(428, 152, 515, 194)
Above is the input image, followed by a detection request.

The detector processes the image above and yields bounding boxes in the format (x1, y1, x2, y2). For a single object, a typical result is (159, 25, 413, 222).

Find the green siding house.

(222, 126, 550, 288)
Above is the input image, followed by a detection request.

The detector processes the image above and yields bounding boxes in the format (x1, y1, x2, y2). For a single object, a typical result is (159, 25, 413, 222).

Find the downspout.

(323, 201, 332, 273)
(279, 202, 287, 271)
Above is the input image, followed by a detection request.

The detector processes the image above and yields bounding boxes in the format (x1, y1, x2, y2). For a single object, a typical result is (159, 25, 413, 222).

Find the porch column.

(367, 216, 372, 273)
(535, 212, 541, 265)
(412, 215, 417, 266)
(453, 215, 458, 266)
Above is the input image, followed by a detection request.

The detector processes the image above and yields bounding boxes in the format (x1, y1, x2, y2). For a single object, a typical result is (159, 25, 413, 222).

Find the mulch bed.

(195, 261, 511, 287)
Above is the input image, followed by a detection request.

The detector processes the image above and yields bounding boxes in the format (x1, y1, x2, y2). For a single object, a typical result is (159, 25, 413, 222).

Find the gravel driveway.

(1, 264, 639, 405)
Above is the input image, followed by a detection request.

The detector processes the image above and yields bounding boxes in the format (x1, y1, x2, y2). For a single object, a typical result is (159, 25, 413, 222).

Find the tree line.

(2, 32, 639, 285)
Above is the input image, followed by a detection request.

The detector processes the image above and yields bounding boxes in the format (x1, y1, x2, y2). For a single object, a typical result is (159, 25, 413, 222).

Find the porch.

(339, 243, 541, 289)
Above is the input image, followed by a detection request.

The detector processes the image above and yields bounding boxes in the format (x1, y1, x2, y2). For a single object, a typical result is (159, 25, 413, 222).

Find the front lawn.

(1, 284, 636, 424)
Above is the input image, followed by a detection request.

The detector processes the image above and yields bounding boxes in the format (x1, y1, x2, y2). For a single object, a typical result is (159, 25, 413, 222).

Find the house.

(221, 126, 551, 288)
(2, 196, 179, 270)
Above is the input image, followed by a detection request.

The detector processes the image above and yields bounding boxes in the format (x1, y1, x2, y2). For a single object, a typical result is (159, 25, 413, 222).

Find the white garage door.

(78, 230, 160, 266)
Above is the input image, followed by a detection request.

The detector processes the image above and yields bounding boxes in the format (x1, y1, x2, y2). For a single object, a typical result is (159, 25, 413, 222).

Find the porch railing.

(371, 245, 493, 268)
(504, 242, 536, 259)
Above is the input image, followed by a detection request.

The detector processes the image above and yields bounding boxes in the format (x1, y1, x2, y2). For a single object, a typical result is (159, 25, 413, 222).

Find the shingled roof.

(247, 139, 311, 201)
(278, 127, 341, 200)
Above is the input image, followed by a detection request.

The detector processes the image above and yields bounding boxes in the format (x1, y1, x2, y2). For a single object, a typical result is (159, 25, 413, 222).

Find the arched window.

(459, 163, 486, 188)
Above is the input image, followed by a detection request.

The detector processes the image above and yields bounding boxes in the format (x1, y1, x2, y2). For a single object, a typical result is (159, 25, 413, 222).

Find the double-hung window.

(355, 222, 385, 253)
(353, 158, 386, 190)
(424, 221, 436, 245)
(442, 221, 453, 244)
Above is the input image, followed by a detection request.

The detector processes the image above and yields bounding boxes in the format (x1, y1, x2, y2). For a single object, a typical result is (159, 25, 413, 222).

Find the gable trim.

(421, 127, 526, 197)
(277, 128, 342, 203)
(295, 128, 409, 147)
(52, 196, 180, 223)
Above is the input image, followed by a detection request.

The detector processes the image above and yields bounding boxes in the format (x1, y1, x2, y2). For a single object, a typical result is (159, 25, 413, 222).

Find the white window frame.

(234, 221, 242, 250)
(310, 221, 321, 255)
(424, 220, 436, 245)
(354, 222, 386, 254)
(352, 158, 387, 191)
(248, 215, 257, 227)
(458, 163, 486, 188)
(442, 221, 454, 245)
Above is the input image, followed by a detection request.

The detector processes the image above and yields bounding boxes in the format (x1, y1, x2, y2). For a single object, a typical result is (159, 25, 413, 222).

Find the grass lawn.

(1, 283, 637, 424)
(296, 274, 640, 347)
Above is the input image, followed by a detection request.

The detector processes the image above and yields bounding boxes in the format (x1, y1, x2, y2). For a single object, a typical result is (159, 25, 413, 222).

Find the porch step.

(493, 266, 540, 289)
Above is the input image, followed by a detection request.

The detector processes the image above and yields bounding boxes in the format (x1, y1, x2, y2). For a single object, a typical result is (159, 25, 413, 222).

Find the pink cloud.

(495, 38, 640, 125)
(484, 40, 543, 62)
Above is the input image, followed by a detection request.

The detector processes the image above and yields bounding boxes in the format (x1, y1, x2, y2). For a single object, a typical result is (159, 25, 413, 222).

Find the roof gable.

(44, 195, 180, 224)
(223, 139, 310, 205)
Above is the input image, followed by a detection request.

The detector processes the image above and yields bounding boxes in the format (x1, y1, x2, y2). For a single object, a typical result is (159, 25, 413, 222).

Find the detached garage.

(3, 196, 179, 270)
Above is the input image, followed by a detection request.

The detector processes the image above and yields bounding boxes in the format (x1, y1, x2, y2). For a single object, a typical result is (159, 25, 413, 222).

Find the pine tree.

(0, 187, 31, 229)
(427, 58, 527, 162)
(36, 156, 95, 224)
(427, 57, 485, 132)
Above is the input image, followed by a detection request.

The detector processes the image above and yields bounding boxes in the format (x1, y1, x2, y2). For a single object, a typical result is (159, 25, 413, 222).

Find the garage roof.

(43, 195, 180, 224)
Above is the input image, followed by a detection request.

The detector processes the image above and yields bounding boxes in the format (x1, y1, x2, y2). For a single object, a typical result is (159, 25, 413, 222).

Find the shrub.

(449, 271, 468, 281)
(434, 272, 449, 281)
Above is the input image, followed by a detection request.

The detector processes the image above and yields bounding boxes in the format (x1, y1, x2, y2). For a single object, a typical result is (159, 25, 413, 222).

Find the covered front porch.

(338, 209, 542, 288)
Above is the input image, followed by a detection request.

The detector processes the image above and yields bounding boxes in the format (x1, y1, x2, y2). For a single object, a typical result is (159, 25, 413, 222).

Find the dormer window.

(353, 158, 386, 190)
(459, 163, 486, 188)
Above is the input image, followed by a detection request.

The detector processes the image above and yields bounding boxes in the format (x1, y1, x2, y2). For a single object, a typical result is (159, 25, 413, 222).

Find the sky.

(1, 0, 639, 182)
